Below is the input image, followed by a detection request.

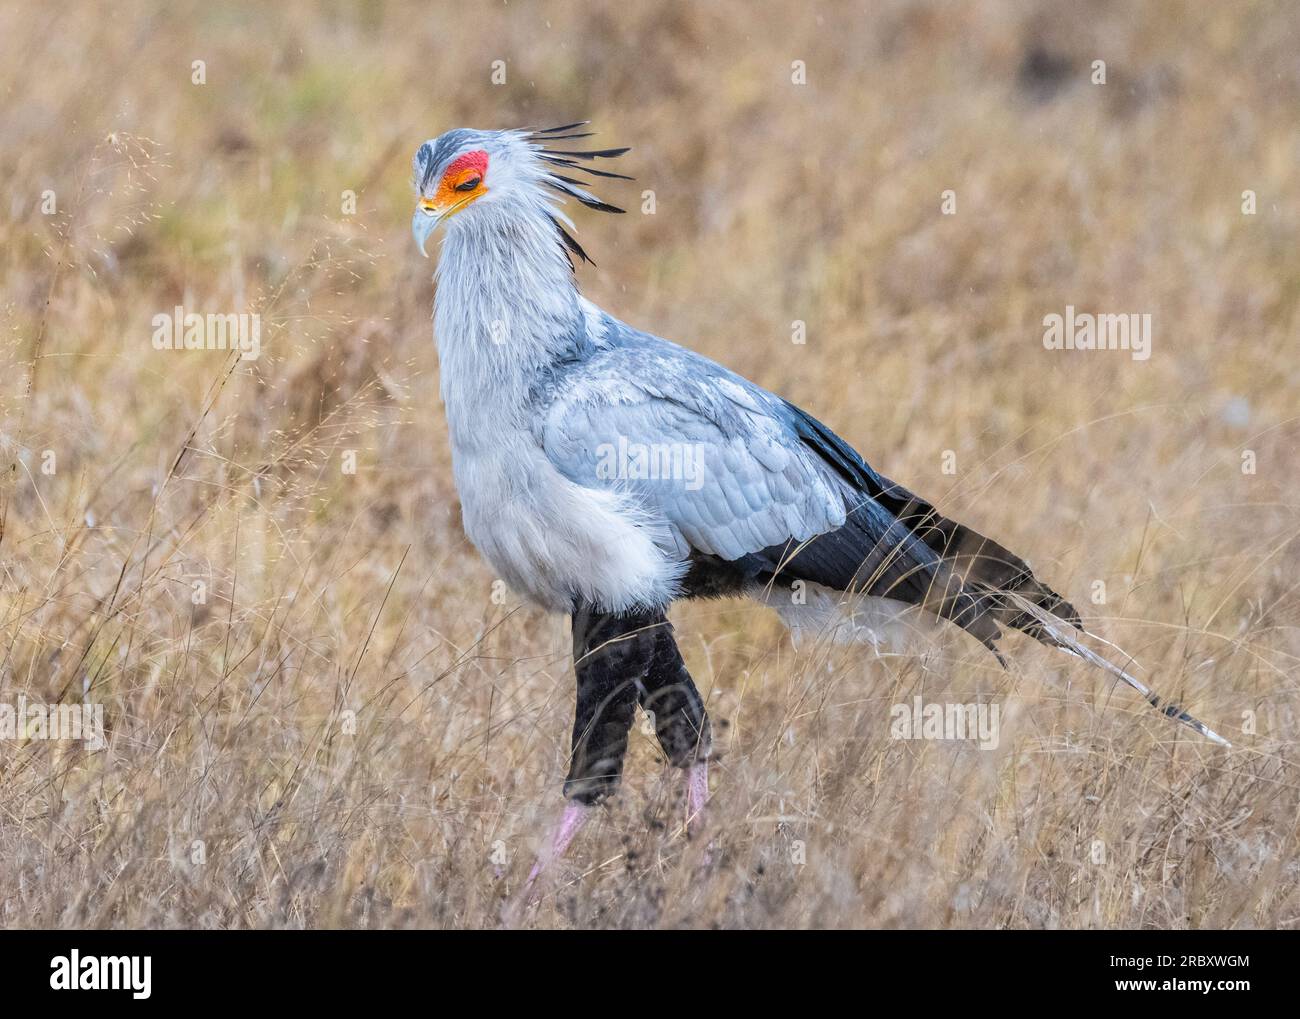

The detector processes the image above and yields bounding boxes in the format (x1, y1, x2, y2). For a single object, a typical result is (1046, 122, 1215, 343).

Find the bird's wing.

(540, 351, 844, 560)
(536, 322, 1003, 648)
(776, 396, 1081, 635)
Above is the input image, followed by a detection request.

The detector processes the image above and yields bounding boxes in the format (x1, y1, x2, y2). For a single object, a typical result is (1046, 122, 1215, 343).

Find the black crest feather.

(525, 122, 632, 271)
(549, 213, 593, 268)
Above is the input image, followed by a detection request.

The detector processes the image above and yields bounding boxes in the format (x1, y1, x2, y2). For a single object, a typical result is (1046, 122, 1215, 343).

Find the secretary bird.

(409, 124, 1228, 889)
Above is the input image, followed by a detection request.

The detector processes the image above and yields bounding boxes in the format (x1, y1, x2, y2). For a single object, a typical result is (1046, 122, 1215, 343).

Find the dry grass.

(0, 0, 1297, 929)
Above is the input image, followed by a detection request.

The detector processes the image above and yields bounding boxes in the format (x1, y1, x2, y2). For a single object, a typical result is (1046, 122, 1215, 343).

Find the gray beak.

(412, 208, 439, 258)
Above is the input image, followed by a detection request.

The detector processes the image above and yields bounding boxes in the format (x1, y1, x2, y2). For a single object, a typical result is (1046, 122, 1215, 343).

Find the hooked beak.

(413, 192, 481, 256)
(412, 203, 441, 258)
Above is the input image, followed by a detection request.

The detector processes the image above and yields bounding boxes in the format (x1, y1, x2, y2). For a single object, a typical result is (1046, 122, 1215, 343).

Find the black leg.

(564, 605, 658, 804)
(639, 620, 712, 768)
(519, 608, 712, 907)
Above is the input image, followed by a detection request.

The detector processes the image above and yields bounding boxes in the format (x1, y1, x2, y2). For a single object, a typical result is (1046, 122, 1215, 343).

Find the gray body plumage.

(536, 317, 848, 568)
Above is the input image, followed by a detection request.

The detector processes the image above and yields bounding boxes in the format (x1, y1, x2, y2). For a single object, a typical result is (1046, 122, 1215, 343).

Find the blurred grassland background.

(0, 0, 1297, 928)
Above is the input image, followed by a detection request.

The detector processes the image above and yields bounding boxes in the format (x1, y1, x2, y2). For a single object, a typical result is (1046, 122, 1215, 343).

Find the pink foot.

(687, 760, 709, 837)
(521, 801, 590, 898)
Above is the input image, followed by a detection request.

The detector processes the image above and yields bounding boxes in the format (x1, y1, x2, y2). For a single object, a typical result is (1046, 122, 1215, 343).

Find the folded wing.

(538, 326, 1080, 655)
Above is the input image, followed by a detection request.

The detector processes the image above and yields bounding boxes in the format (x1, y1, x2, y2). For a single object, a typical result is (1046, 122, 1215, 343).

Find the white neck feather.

(432, 197, 581, 431)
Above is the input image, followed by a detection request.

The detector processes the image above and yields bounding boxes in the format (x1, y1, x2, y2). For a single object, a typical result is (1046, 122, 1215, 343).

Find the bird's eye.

(454, 177, 481, 192)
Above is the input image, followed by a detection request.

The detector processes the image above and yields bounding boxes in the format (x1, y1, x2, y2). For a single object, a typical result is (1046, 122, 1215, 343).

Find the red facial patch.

(426, 149, 489, 216)
(444, 149, 489, 182)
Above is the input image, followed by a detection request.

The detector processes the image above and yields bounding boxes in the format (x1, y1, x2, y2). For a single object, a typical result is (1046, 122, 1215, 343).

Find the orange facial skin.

(420, 149, 490, 218)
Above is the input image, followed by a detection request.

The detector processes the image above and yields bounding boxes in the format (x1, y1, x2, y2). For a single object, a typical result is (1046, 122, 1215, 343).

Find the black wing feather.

(782, 399, 1082, 642)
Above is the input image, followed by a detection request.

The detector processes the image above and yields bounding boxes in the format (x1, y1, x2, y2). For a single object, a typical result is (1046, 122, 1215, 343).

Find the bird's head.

(411, 123, 629, 263)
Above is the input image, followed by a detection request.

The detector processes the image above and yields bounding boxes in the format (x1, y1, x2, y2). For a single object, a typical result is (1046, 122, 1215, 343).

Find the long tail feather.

(1006, 594, 1231, 747)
